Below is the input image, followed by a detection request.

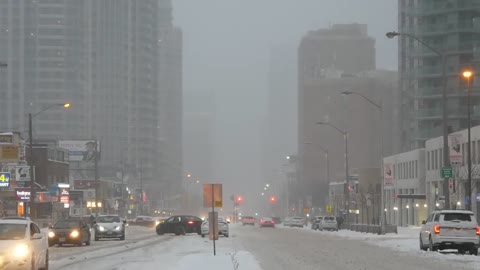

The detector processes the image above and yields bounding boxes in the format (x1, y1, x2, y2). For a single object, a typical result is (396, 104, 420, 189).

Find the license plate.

(59, 237, 66, 242)
(107, 231, 113, 234)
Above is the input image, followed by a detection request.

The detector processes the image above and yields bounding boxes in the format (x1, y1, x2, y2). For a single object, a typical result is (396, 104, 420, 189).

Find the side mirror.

(421, 220, 426, 225)
(32, 233, 43, 240)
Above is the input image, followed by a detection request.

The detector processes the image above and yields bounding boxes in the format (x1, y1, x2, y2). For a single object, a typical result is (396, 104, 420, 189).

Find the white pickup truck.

(419, 210, 479, 255)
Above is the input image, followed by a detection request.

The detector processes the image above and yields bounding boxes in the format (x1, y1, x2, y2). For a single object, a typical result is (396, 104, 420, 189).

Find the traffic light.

(236, 196, 243, 205)
(270, 196, 276, 203)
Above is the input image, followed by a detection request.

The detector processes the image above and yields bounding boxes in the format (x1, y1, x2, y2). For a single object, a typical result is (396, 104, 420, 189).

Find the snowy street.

(48, 224, 480, 270)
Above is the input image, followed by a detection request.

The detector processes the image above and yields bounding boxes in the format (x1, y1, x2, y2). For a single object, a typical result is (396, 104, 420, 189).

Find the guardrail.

(342, 224, 398, 235)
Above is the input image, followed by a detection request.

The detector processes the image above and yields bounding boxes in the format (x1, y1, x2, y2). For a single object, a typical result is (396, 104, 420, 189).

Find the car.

(419, 210, 480, 255)
(48, 218, 91, 247)
(241, 216, 256, 226)
(283, 217, 292, 226)
(201, 217, 229, 237)
(271, 217, 282, 225)
(156, 215, 202, 236)
(311, 216, 324, 230)
(259, 217, 275, 228)
(130, 216, 156, 228)
(0, 217, 49, 270)
(289, 217, 305, 228)
(320, 216, 338, 231)
(94, 215, 126, 241)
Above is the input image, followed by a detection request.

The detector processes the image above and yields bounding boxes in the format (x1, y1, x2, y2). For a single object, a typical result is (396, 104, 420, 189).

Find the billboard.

(449, 134, 463, 166)
(384, 163, 395, 187)
(59, 140, 100, 180)
(15, 166, 30, 182)
(15, 188, 31, 202)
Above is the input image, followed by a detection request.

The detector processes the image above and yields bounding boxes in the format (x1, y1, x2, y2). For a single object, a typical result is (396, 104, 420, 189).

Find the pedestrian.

(336, 215, 344, 230)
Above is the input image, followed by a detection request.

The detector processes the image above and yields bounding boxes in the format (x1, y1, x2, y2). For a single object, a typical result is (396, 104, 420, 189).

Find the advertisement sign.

(0, 145, 19, 161)
(0, 133, 13, 144)
(58, 140, 100, 162)
(449, 134, 463, 166)
(0, 172, 10, 188)
(384, 163, 395, 187)
(203, 184, 223, 208)
(15, 188, 31, 202)
(15, 166, 30, 182)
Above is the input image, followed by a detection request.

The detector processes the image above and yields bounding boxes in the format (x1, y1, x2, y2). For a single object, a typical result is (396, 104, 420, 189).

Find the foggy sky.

(174, 0, 397, 208)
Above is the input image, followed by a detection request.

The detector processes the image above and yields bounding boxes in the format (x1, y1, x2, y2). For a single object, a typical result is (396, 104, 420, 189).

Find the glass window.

(415, 160, 418, 178)
(0, 224, 26, 240)
(434, 213, 440, 222)
(427, 151, 430, 170)
(442, 213, 472, 222)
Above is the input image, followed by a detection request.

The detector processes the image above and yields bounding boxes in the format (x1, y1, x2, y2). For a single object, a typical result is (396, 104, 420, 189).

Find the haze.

(175, 0, 397, 208)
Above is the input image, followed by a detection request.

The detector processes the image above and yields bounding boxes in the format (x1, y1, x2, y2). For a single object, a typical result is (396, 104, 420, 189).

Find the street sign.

(203, 184, 223, 208)
(326, 204, 332, 214)
(441, 167, 453, 178)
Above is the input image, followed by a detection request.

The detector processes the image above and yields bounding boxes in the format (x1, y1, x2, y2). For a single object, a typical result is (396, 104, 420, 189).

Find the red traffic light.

(236, 196, 243, 203)
(270, 196, 276, 203)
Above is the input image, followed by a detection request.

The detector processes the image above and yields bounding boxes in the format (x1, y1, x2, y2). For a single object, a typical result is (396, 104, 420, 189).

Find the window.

(426, 213, 434, 223)
(472, 141, 476, 164)
(415, 160, 418, 178)
(427, 151, 430, 170)
(434, 150, 438, 170)
(434, 213, 440, 222)
(442, 213, 472, 222)
(30, 223, 40, 237)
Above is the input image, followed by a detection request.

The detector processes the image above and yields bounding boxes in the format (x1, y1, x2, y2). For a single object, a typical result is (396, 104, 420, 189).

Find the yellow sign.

(1, 146, 19, 160)
(0, 173, 11, 188)
(326, 204, 332, 214)
(203, 184, 223, 208)
(215, 201, 222, 207)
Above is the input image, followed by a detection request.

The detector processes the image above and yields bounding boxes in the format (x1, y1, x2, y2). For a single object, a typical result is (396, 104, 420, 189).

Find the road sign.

(441, 167, 453, 178)
(326, 204, 332, 214)
(203, 184, 223, 208)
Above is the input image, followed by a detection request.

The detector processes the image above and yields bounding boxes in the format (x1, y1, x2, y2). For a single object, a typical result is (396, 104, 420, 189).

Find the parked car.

(94, 215, 126, 241)
(259, 217, 275, 228)
(48, 218, 91, 247)
(311, 216, 324, 230)
(283, 217, 292, 226)
(419, 210, 479, 255)
(0, 217, 49, 270)
(289, 217, 305, 228)
(130, 216, 156, 228)
(242, 216, 256, 226)
(320, 216, 338, 231)
(201, 217, 229, 237)
(272, 217, 282, 225)
(156, 215, 203, 236)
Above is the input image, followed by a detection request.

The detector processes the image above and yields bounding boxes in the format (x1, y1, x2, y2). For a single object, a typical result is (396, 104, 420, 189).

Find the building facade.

(0, 0, 183, 208)
(398, 0, 480, 150)
(383, 149, 427, 226)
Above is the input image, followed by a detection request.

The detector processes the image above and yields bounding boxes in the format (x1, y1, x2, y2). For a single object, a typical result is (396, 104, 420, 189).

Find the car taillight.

(476, 226, 480, 235)
(187, 220, 194, 225)
(433, 224, 440, 234)
(271, 221, 275, 224)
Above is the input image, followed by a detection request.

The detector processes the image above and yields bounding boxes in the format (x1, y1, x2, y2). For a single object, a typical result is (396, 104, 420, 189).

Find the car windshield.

(54, 220, 81, 229)
(324, 217, 336, 221)
(0, 224, 26, 240)
(443, 213, 472, 222)
(97, 216, 121, 223)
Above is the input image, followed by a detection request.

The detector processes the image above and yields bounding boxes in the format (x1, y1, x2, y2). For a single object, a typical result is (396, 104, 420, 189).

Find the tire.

(429, 236, 438, 252)
(94, 234, 99, 241)
(86, 237, 91, 246)
(458, 249, 466, 254)
(156, 228, 164, 235)
(419, 236, 427, 251)
(225, 234, 229, 238)
(175, 226, 185, 236)
(471, 247, 478, 256)
(120, 234, 125, 241)
(201, 234, 205, 238)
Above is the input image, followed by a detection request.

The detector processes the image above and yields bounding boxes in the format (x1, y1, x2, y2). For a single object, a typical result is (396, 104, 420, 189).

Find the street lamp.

(341, 90, 385, 232)
(27, 102, 70, 218)
(316, 121, 350, 225)
(462, 70, 474, 210)
(386, 31, 451, 209)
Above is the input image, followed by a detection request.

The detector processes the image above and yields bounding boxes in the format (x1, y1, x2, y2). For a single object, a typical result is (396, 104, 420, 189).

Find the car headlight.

(97, 226, 105, 232)
(13, 244, 29, 258)
(155, 221, 160, 226)
(70, 230, 80, 238)
(48, 231, 55, 238)
(114, 226, 122, 231)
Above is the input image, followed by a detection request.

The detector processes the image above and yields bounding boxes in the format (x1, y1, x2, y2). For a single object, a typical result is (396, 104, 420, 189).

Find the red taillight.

(188, 220, 194, 225)
(433, 224, 440, 234)
(271, 221, 275, 224)
(476, 226, 480, 235)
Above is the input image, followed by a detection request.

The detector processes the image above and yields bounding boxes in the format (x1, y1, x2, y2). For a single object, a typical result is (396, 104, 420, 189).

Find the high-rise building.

(0, 1, 182, 199)
(398, 0, 480, 150)
(297, 24, 398, 207)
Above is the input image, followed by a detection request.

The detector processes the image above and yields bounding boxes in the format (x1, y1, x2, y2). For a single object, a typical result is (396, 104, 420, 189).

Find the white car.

(320, 216, 338, 231)
(289, 217, 305, 228)
(94, 215, 126, 241)
(419, 210, 479, 255)
(201, 217, 229, 238)
(0, 217, 49, 270)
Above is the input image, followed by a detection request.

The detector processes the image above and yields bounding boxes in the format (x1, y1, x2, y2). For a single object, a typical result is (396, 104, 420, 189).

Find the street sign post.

(203, 183, 223, 256)
(441, 167, 453, 178)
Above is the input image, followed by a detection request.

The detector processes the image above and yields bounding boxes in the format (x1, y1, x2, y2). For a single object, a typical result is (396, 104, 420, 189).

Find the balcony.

(404, 1, 480, 16)
(407, 42, 477, 57)
(415, 106, 480, 121)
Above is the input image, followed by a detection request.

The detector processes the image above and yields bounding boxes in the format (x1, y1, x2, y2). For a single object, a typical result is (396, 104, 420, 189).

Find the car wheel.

(94, 234, 99, 241)
(175, 226, 185, 236)
(120, 234, 125, 241)
(225, 234, 229, 238)
(470, 247, 478, 256)
(86, 237, 91, 246)
(156, 228, 164, 235)
(419, 236, 427, 251)
(429, 236, 437, 252)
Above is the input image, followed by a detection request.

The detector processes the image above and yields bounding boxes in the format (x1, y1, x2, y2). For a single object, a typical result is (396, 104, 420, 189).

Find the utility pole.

(139, 169, 143, 215)
(27, 113, 34, 218)
(94, 139, 99, 216)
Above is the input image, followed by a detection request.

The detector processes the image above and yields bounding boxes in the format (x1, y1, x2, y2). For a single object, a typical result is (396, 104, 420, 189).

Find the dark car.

(94, 215, 126, 241)
(48, 219, 91, 247)
(156, 215, 202, 236)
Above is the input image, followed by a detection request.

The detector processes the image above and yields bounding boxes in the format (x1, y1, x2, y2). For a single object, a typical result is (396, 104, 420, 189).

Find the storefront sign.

(15, 188, 31, 202)
(0, 172, 10, 188)
(0, 133, 13, 144)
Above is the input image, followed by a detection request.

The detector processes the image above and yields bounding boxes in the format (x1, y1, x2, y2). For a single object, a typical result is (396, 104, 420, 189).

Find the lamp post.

(387, 31, 451, 209)
(316, 121, 350, 225)
(341, 90, 385, 232)
(462, 70, 473, 210)
(27, 103, 70, 218)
